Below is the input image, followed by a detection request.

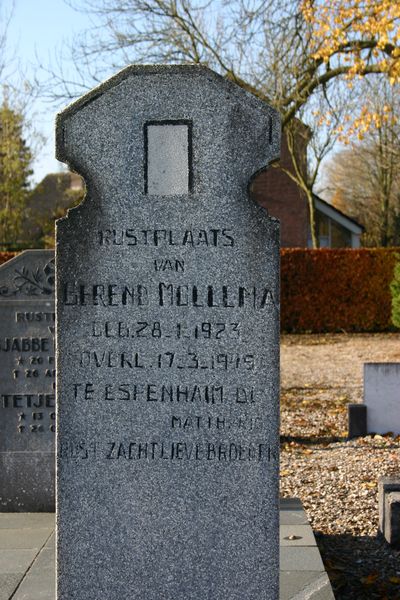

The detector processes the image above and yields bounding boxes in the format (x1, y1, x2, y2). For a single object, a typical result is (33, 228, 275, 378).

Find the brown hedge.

(0, 252, 17, 266)
(281, 248, 399, 333)
(0, 249, 397, 333)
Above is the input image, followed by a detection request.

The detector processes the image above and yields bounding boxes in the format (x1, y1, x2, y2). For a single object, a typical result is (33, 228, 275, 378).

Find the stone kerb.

(56, 64, 281, 600)
(0, 250, 55, 511)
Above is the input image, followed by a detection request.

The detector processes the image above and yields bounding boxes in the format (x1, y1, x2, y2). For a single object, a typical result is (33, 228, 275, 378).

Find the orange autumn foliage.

(302, 0, 400, 81)
(301, 1, 400, 140)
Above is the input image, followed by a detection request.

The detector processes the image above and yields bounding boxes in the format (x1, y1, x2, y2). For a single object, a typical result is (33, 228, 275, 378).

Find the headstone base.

(0, 452, 55, 512)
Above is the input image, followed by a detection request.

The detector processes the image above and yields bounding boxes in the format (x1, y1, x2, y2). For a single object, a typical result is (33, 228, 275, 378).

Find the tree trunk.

(380, 193, 390, 247)
(305, 189, 318, 248)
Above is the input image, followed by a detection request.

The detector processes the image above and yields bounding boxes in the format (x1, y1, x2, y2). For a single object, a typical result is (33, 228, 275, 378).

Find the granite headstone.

(0, 250, 55, 511)
(56, 65, 280, 599)
(364, 363, 400, 435)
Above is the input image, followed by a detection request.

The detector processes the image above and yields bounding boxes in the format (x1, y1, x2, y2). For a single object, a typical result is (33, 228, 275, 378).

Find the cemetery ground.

(280, 333, 400, 599)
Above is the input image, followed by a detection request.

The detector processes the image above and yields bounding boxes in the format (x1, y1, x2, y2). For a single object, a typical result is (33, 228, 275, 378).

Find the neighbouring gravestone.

(379, 477, 400, 547)
(56, 65, 280, 599)
(0, 250, 55, 511)
(347, 403, 367, 438)
(364, 363, 400, 435)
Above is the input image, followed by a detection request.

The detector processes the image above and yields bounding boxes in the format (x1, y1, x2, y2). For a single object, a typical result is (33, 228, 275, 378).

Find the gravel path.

(280, 334, 400, 599)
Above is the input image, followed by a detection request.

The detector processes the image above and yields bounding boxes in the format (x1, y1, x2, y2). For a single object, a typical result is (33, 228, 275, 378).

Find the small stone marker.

(364, 363, 400, 434)
(56, 65, 280, 599)
(0, 250, 55, 511)
(378, 477, 400, 547)
(347, 403, 367, 438)
(384, 492, 400, 547)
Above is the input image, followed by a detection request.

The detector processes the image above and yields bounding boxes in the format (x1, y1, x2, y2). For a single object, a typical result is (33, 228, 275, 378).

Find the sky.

(5, 0, 94, 184)
(3, 0, 337, 192)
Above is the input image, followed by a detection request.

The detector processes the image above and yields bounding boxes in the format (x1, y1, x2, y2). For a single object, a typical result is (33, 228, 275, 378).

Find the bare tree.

(278, 84, 357, 246)
(41, 0, 400, 245)
(0, 1, 37, 119)
(0, 0, 15, 86)
(324, 81, 400, 247)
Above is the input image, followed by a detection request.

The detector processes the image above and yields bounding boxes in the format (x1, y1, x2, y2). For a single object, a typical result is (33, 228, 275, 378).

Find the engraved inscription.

(76, 350, 255, 371)
(0, 304, 55, 436)
(62, 282, 275, 309)
(71, 382, 256, 404)
(105, 441, 276, 462)
(170, 414, 263, 431)
(58, 439, 278, 463)
(154, 259, 185, 272)
(60, 228, 277, 465)
(97, 228, 234, 247)
(0, 337, 51, 352)
(91, 321, 241, 340)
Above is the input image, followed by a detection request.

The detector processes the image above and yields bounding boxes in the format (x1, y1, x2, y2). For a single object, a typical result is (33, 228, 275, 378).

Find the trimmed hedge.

(2, 249, 398, 333)
(281, 248, 399, 333)
(0, 252, 17, 266)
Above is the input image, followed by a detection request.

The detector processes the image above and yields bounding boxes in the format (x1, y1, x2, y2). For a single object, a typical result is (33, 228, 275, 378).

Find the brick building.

(251, 128, 363, 247)
(28, 130, 362, 248)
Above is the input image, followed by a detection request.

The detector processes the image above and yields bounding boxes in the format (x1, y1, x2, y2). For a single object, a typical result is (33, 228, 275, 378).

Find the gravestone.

(364, 363, 400, 435)
(56, 65, 280, 599)
(0, 250, 55, 511)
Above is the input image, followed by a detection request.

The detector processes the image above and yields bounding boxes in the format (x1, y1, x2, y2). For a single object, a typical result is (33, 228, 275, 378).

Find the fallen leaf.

(361, 573, 379, 585)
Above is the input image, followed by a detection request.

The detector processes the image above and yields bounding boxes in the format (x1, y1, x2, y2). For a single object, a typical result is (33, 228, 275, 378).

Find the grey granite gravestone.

(56, 65, 280, 600)
(0, 250, 55, 511)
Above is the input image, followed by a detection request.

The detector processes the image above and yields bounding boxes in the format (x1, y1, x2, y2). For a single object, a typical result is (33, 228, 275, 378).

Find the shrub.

(390, 254, 400, 328)
(0, 252, 17, 266)
(1, 249, 397, 333)
(281, 248, 399, 333)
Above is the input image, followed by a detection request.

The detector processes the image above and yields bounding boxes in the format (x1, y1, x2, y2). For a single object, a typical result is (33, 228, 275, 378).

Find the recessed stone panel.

(145, 121, 191, 195)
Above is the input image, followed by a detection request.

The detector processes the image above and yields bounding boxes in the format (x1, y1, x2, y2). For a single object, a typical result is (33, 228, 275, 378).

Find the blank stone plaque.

(145, 121, 191, 195)
(56, 65, 281, 600)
